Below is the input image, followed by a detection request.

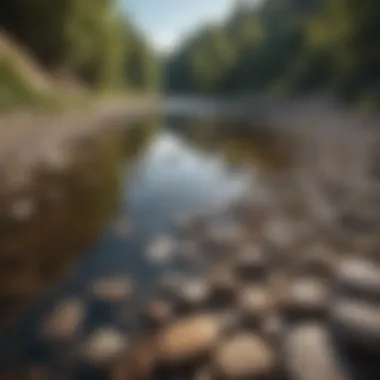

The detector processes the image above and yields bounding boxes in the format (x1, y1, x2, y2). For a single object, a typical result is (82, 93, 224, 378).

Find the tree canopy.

(0, 0, 160, 93)
(165, 0, 380, 107)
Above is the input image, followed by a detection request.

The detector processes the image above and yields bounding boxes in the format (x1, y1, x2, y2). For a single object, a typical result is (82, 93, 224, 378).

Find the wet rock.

(205, 222, 247, 251)
(81, 328, 129, 365)
(42, 298, 85, 341)
(177, 240, 203, 265)
(236, 286, 272, 326)
(143, 299, 174, 328)
(174, 278, 210, 309)
(297, 245, 336, 278)
(112, 339, 157, 380)
(283, 278, 329, 320)
(155, 314, 222, 365)
(262, 315, 285, 343)
(194, 366, 214, 380)
(330, 299, 380, 351)
(335, 258, 380, 300)
(284, 324, 350, 380)
(208, 266, 239, 304)
(146, 235, 177, 264)
(233, 245, 268, 281)
(112, 218, 132, 237)
(9, 197, 37, 222)
(91, 277, 134, 302)
(213, 333, 275, 380)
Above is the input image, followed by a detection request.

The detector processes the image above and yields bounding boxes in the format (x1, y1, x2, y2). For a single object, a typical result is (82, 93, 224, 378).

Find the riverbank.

(0, 97, 160, 190)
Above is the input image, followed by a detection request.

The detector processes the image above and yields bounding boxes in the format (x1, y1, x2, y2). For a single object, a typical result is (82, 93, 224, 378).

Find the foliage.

(0, 0, 159, 95)
(165, 0, 380, 107)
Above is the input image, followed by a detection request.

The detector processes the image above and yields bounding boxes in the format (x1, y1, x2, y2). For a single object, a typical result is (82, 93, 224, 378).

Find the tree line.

(166, 0, 380, 108)
(0, 0, 159, 93)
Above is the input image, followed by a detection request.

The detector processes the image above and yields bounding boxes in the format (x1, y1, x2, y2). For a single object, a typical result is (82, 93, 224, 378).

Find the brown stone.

(155, 314, 222, 365)
(213, 333, 275, 380)
(42, 298, 85, 341)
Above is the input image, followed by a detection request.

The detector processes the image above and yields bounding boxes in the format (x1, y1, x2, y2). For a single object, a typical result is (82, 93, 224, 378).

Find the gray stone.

(330, 298, 380, 351)
(156, 314, 222, 365)
(335, 258, 380, 299)
(284, 324, 349, 380)
(81, 328, 129, 365)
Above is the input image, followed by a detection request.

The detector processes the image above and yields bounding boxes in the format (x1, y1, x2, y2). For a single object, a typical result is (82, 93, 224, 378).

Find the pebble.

(9, 197, 37, 222)
(283, 278, 329, 319)
(233, 245, 268, 280)
(174, 278, 210, 308)
(143, 299, 174, 327)
(284, 324, 349, 380)
(208, 266, 239, 302)
(81, 328, 128, 365)
(112, 339, 157, 380)
(335, 258, 380, 299)
(42, 298, 85, 341)
(330, 298, 380, 351)
(91, 277, 134, 302)
(146, 235, 177, 264)
(237, 286, 272, 324)
(155, 314, 222, 365)
(213, 333, 275, 380)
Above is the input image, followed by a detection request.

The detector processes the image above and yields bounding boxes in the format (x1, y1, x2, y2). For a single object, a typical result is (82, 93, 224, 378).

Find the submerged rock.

(237, 286, 272, 325)
(284, 324, 349, 380)
(213, 333, 275, 380)
(81, 328, 129, 365)
(146, 235, 177, 264)
(143, 299, 174, 328)
(42, 298, 85, 342)
(91, 277, 134, 302)
(233, 245, 268, 281)
(155, 314, 222, 365)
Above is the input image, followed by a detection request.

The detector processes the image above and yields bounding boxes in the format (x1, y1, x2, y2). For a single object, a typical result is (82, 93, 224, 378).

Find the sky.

(121, 0, 236, 52)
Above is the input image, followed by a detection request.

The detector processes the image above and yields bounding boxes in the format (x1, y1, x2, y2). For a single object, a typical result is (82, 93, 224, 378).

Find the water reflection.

(0, 112, 296, 373)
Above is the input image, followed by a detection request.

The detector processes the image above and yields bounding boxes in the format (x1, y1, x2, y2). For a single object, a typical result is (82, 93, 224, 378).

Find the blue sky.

(120, 0, 236, 52)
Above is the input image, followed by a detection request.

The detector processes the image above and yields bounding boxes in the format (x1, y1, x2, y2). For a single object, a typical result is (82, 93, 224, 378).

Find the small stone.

(208, 266, 239, 303)
(91, 277, 134, 302)
(9, 197, 37, 222)
(156, 314, 222, 365)
(335, 258, 380, 299)
(42, 298, 85, 341)
(237, 286, 272, 324)
(330, 299, 380, 351)
(175, 278, 210, 308)
(284, 324, 349, 380)
(213, 333, 275, 380)
(234, 245, 267, 280)
(144, 299, 173, 327)
(205, 222, 247, 250)
(146, 235, 177, 264)
(194, 366, 214, 380)
(81, 328, 128, 365)
(112, 218, 132, 237)
(177, 240, 202, 264)
(112, 339, 157, 380)
(283, 279, 329, 319)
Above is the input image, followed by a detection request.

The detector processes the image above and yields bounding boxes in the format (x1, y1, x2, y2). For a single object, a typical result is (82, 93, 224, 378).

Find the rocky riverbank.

(2, 137, 379, 379)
